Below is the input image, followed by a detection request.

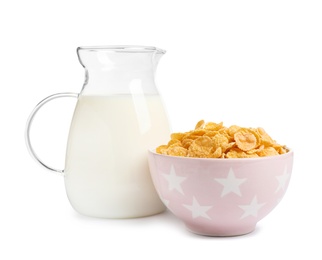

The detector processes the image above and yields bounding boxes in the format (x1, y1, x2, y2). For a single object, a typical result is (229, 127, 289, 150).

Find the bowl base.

(185, 223, 256, 237)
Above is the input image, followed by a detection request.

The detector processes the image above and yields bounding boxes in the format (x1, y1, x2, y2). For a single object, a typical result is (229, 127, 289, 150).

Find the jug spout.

(153, 48, 166, 72)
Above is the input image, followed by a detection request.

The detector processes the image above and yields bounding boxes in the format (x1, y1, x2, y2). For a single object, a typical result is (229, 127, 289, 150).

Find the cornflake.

(156, 120, 288, 158)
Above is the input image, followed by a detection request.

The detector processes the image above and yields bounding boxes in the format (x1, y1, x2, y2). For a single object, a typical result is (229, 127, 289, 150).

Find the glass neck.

(77, 46, 164, 96)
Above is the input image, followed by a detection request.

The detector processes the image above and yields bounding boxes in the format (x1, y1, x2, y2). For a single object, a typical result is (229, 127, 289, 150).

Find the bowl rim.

(148, 147, 293, 162)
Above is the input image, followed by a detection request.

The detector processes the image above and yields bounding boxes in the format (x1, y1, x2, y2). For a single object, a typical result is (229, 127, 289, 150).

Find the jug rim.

(77, 45, 166, 54)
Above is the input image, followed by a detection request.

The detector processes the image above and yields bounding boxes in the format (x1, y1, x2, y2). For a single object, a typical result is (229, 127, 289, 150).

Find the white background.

(1, 0, 322, 259)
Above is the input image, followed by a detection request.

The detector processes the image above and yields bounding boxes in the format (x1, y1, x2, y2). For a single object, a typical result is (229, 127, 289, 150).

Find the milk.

(64, 94, 170, 218)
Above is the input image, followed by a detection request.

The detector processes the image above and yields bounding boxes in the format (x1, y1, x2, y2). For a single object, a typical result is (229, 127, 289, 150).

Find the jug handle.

(25, 92, 79, 176)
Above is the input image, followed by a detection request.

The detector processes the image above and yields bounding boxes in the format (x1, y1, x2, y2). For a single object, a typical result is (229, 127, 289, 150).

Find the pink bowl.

(148, 149, 293, 236)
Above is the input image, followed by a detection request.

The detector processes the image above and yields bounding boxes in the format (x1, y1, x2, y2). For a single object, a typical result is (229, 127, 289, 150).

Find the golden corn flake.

(156, 120, 288, 158)
(188, 136, 214, 158)
(195, 119, 205, 129)
(234, 128, 259, 151)
(167, 146, 188, 157)
(257, 147, 279, 157)
(226, 148, 259, 159)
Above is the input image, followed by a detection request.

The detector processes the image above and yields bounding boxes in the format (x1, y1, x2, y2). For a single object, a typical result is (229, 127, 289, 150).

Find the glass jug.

(25, 46, 171, 218)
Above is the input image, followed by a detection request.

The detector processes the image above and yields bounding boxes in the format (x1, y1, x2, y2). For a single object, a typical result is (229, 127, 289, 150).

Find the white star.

(183, 197, 213, 220)
(275, 165, 291, 193)
(162, 165, 187, 195)
(239, 196, 266, 219)
(214, 168, 247, 197)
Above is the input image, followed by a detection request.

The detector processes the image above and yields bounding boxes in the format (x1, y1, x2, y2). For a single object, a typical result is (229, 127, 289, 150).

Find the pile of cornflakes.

(156, 120, 288, 158)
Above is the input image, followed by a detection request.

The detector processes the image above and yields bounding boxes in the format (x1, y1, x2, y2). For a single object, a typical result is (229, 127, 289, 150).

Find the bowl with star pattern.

(148, 149, 293, 236)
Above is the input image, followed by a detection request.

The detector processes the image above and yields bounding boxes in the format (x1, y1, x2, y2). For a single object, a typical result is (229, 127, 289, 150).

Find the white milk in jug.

(64, 94, 170, 218)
